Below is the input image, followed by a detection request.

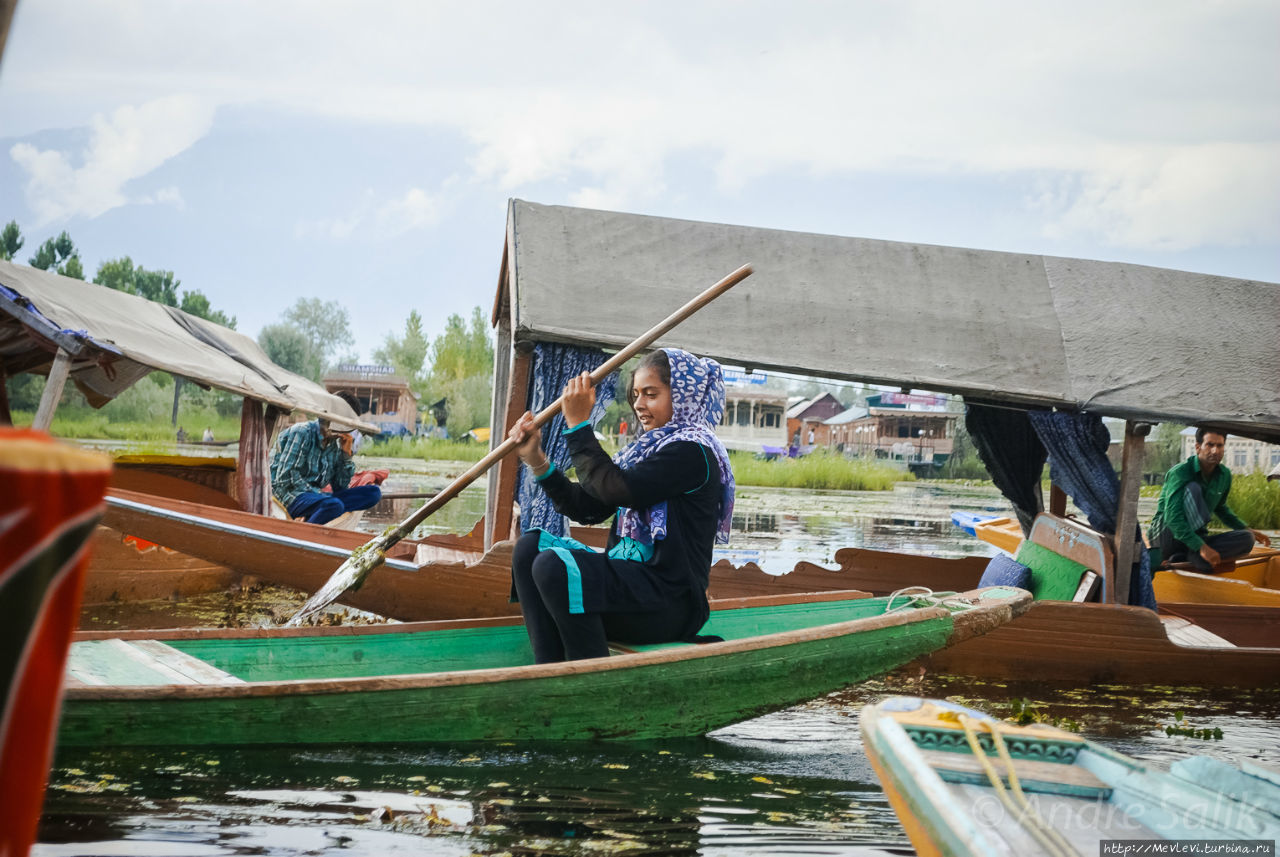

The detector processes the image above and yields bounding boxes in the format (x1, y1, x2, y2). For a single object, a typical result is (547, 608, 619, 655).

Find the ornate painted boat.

(861, 696, 1280, 856)
(59, 587, 1029, 747)
(971, 514, 1280, 607)
(0, 429, 112, 857)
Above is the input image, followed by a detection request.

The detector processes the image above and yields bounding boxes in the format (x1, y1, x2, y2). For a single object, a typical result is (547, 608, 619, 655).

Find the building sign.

(878, 392, 946, 407)
(723, 369, 767, 386)
(336, 364, 395, 375)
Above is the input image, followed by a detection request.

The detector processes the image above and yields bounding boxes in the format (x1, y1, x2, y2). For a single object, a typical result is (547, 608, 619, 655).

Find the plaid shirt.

(269, 420, 354, 510)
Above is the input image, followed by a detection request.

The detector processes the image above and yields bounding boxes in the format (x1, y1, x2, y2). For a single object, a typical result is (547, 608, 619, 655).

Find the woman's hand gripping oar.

(284, 263, 754, 626)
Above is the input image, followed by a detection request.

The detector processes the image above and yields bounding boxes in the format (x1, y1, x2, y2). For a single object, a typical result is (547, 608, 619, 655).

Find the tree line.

(259, 299, 494, 438)
(4, 219, 493, 438)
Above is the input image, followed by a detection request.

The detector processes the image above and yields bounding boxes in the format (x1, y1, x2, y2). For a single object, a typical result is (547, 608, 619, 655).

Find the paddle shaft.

(379, 263, 754, 548)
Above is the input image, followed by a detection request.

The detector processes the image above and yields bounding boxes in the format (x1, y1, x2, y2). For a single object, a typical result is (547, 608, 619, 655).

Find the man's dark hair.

(1195, 426, 1228, 444)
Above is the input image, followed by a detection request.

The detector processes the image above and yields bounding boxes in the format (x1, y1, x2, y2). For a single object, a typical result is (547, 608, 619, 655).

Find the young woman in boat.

(508, 348, 736, 663)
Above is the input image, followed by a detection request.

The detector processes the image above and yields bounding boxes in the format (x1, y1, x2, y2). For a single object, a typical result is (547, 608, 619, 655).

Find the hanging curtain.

(1026, 410, 1156, 610)
(236, 399, 282, 515)
(964, 400, 1046, 536)
(518, 343, 619, 536)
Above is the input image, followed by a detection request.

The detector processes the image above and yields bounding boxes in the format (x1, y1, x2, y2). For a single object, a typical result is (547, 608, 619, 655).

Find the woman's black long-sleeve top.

(536, 423, 724, 598)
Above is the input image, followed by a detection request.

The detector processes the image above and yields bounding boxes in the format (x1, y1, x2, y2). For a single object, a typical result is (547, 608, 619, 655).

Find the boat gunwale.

(63, 587, 1029, 701)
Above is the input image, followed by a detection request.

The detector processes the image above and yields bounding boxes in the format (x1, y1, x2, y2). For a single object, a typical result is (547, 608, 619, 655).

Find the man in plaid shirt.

(269, 416, 381, 524)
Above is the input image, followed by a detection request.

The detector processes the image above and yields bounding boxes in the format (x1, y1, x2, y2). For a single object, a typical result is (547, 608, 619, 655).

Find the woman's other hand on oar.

(561, 371, 595, 426)
(509, 412, 550, 478)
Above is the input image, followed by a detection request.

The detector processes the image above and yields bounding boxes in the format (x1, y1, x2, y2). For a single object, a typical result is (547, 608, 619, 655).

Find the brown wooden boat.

(103, 489, 1280, 686)
(102, 487, 990, 622)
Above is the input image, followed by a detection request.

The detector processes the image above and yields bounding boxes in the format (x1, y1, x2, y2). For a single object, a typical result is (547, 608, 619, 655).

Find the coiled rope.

(956, 714, 1081, 857)
(883, 586, 978, 615)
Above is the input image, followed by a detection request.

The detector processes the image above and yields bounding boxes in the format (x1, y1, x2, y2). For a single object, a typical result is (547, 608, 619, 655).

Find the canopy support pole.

(1112, 420, 1150, 605)
(486, 344, 531, 550)
(1049, 484, 1067, 517)
(32, 348, 72, 431)
(0, 363, 11, 426)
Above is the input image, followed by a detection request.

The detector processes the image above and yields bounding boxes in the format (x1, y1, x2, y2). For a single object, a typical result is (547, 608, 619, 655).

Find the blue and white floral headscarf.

(613, 348, 735, 545)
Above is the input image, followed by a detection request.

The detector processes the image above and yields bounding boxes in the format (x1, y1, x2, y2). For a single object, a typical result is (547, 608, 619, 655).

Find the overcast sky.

(2, 1, 1277, 361)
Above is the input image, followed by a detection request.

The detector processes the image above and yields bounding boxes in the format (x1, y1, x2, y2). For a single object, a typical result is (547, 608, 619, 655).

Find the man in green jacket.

(1149, 427, 1271, 571)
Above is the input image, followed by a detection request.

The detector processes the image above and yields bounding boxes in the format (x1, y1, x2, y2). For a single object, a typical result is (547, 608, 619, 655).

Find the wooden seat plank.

(919, 748, 1112, 798)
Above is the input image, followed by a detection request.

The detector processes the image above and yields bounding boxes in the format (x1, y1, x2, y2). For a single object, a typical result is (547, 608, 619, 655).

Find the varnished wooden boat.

(861, 696, 1280, 856)
(972, 514, 1280, 606)
(101, 490, 1280, 685)
(59, 587, 1030, 747)
(100, 486, 991, 621)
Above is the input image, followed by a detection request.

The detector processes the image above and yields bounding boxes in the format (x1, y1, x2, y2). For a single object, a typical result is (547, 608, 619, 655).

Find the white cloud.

(296, 187, 444, 241)
(3, 1, 1277, 250)
(136, 186, 185, 209)
(10, 95, 214, 225)
(1034, 143, 1280, 250)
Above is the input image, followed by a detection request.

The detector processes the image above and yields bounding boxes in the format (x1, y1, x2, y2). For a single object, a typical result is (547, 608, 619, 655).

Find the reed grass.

(364, 435, 488, 462)
(1228, 471, 1280, 529)
(728, 450, 912, 491)
(10, 411, 243, 444)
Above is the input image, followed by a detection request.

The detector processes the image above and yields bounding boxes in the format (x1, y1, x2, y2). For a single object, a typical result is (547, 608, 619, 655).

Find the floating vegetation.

(1163, 711, 1224, 741)
(1006, 698, 1082, 733)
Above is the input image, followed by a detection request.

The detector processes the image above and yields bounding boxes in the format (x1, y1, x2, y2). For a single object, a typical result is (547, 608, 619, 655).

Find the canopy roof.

(0, 259, 375, 431)
(501, 200, 1280, 442)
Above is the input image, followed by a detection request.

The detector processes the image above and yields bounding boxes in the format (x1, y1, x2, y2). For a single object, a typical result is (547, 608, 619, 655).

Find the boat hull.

(59, 589, 1029, 747)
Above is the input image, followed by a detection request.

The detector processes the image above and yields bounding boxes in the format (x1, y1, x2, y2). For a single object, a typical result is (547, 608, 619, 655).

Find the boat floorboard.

(1160, 616, 1236, 648)
(950, 781, 1159, 855)
(66, 639, 245, 687)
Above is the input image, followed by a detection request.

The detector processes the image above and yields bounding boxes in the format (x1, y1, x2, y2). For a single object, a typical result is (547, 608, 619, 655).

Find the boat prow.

(861, 696, 1280, 856)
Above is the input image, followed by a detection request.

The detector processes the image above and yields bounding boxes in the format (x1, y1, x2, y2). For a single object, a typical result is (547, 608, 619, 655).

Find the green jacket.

(1149, 454, 1247, 552)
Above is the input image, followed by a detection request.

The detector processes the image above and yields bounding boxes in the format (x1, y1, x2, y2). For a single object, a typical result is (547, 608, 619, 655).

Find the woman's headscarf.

(613, 348, 735, 545)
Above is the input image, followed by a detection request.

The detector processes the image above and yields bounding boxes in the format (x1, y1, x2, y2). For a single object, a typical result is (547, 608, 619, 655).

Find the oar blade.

(284, 540, 388, 626)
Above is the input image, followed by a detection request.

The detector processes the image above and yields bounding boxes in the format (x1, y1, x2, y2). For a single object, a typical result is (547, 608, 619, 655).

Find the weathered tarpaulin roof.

(502, 200, 1280, 442)
(0, 259, 375, 431)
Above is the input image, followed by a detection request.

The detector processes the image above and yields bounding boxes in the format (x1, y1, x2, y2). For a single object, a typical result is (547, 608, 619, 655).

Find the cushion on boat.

(977, 554, 1031, 590)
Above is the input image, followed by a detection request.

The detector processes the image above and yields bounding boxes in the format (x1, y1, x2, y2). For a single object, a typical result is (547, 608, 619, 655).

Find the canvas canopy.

(501, 200, 1280, 442)
(0, 259, 375, 431)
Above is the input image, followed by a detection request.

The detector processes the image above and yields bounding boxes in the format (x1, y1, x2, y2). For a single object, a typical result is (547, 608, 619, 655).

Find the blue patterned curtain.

(517, 343, 619, 536)
(1026, 410, 1156, 609)
(964, 401, 1046, 536)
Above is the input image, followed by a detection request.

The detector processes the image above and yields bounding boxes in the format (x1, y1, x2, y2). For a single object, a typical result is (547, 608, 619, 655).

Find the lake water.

(39, 477, 1276, 856)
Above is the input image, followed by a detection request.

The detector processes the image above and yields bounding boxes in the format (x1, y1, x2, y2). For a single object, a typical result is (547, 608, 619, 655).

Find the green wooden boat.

(861, 696, 1280, 856)
(61, 587, 1028, 747)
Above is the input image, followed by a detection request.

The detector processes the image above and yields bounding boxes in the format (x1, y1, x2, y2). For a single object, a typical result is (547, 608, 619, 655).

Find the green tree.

(94, 256, 139, 294)
(424, 307, 494, 437)
(1147, 422, 1187, 478)
(373, 309, 429, 394)
(94, 257, 235, 328)
(1, 221, 24, 261)
(180, 289, 237, 329)
(259, 323, 320, 380)
(29, 230, 84, 279)
(134, 268, 180, 306)
(282, 297, 354, 373)
(94, 256, 179, 305)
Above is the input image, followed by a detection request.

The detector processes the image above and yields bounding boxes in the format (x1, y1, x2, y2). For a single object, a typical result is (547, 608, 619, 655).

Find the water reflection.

(40, 669, 1279, 856)
(41, 736, 912, 856)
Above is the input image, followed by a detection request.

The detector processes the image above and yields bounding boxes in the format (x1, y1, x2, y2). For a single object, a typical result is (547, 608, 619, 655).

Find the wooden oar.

(285, 263, 754, 625)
